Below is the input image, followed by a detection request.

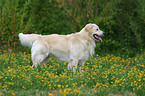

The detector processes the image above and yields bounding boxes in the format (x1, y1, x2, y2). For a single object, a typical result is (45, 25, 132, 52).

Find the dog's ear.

(85, 24, 93, 32)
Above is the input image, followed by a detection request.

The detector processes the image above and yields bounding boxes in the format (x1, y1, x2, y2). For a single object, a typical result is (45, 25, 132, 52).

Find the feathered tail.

(18, 33, 41, 48)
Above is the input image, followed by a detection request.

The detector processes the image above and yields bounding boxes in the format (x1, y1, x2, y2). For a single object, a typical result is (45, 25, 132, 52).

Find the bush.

(0, 0, 74, 49)
(92, 0, 145, 54)
(0, 0, 144, 54)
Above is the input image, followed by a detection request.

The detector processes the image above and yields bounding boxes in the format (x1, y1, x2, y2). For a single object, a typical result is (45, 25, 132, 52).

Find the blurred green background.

(0, 0, 145, 56)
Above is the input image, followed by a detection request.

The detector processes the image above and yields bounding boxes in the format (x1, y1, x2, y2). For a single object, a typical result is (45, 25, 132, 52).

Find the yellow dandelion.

(57, 84, 61, 88)
(22, 86, 26, 89)
(59, 90, 63, 94)
(49, 93, 53, 96)
(12, 92, 15, 96)
(66, 84, 68, 88)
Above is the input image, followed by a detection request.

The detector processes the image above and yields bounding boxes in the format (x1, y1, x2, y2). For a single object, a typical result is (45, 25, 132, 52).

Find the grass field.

(0, 51, 145, 96)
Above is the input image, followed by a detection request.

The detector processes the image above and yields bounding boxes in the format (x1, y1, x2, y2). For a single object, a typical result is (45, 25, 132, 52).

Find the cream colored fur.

(18, 23, 104, 73)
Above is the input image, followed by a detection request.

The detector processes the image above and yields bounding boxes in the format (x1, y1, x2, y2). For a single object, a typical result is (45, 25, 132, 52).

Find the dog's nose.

(102, 32, 105, 36)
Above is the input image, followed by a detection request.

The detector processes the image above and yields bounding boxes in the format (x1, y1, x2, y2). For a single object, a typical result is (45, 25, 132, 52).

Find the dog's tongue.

(95, 35, 102, 42)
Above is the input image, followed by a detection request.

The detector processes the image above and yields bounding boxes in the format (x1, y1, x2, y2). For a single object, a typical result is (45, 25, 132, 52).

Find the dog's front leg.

(79, 61, 85, 72)
(68, 59, 78, 73)
(67, 63, 72, 70)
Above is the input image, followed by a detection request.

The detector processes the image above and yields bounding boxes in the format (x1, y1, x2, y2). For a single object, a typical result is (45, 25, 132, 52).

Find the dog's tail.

(18, 33, 41, 48)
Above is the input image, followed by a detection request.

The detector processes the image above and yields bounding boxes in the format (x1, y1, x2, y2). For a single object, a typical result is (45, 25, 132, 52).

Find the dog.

(18, 23, 104, 73)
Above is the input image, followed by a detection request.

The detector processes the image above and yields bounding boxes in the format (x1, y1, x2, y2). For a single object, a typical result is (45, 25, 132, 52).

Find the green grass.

(0, 51, 145, 96)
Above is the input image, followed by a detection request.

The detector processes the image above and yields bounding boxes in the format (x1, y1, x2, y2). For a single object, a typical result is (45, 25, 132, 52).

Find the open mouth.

(93, 34, 102, 42)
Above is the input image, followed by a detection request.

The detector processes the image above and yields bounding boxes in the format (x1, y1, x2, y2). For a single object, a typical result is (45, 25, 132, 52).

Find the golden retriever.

(18, 23, 104, 73)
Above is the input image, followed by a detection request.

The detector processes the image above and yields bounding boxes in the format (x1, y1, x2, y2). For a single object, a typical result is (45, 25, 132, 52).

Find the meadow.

(0, 51, 145, 96)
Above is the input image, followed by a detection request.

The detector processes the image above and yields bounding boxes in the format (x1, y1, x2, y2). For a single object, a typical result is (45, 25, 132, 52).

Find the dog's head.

(85, 23, 105, 42)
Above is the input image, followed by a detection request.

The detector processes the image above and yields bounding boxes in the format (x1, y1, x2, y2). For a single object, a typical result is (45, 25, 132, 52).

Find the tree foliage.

(0, 0, 145, 54)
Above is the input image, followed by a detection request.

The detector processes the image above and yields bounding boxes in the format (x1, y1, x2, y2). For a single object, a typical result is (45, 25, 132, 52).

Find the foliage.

(0, 0, 74, 48)
(0, 0, 145, 54)
(0, 52, 145, 95)
(92, 0, 145, 53)
(0, 0, 33, 48)
(29, 0, 74, 35)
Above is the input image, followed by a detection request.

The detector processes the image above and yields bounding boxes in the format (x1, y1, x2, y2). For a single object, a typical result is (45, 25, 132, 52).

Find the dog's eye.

(96, 29, 98, 31)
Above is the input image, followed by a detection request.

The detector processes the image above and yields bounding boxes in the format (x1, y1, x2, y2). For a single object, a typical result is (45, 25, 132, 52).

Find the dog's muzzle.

(93, 34, 103, 42)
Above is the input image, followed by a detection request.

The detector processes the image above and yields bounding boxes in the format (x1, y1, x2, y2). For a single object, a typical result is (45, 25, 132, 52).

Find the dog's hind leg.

(68, 59, 78, 73)
(31, 40, 49, 68)
(31, 53, 48, 68)
(78, 60, 85, 72)
(42, 56, 50, 66)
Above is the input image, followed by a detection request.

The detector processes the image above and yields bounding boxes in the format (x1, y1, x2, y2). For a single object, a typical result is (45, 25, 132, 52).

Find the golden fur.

(19, 23, 104, 73)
